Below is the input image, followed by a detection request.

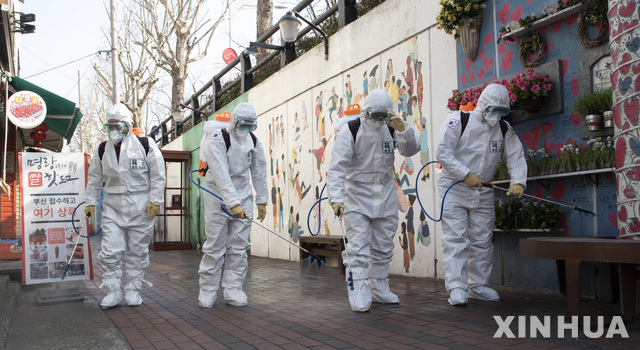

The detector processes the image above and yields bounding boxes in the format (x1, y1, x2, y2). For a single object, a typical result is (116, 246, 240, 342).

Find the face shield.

(482, 105, 511, 127)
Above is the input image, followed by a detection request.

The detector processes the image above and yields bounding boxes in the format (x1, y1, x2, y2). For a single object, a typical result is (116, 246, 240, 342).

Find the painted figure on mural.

(416, 61, 424, 117)
(417, 211, 430, 247)
(271, 177, 277, 229)
(370, 64, 379, 91)
(400, 222, 409, 273)
(419, 117, 430, 181)
(301, 100, 309, 132)
(406, 194, 416, 261)
(326, 86, 339, 123)
(402, 56, 413, 94)
(385, 58, 393, 91)
(278, 187, 284, 231)
(363, 70, 369, 98)
(309, 136, 331, 183)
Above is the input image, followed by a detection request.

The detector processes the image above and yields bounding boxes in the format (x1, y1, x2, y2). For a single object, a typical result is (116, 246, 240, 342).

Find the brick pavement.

(84, 236, 639, 350)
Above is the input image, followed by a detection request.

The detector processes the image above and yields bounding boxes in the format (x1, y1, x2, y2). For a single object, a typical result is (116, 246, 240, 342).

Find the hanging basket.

(578, 19, 608, 49)
(519, 32, 546, 68)
(457, 14, 482, 61)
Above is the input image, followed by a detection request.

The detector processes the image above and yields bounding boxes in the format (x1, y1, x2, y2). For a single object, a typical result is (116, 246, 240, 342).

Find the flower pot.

(585, 114, 603, 131)
(457, 14, 482, 61)
(516, 97, 545, 113)
(603, 111, 614, 128)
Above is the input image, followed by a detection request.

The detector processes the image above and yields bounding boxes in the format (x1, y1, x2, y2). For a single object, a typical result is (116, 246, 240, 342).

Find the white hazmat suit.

(436, 84, 527, 305)
(85, 103, 166, 308)
(327, 89, 420, 312)
(198, 103, 268, 308)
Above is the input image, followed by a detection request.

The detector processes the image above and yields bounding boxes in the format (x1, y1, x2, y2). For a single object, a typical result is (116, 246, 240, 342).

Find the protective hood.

(227, 102, 257, 134)
(474, 84, 510, 113)
(107, 103, 133, 126)
(361, 89, 392, 116)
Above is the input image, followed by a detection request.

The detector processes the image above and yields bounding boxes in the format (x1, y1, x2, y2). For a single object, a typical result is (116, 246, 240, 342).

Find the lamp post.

(278, 10, 328, 61)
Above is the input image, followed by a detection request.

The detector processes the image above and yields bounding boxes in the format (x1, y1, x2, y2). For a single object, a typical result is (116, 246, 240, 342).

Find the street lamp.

(278, 10, 328, 60)
(171, 104, 201, 123)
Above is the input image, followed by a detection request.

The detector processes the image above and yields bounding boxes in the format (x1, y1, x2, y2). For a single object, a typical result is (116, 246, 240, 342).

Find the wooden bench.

(299, 235, 346, 274)
(519, 237, 640, 321)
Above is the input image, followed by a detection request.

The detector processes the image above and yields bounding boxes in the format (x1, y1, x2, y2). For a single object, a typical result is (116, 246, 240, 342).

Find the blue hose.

(188, 169, 238, 218)
(414, 161, 462, 222)
(306, 183, 330, 236)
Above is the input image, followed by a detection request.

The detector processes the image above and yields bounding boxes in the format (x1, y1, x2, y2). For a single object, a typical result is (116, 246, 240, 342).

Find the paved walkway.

(76, 236, 638, 350)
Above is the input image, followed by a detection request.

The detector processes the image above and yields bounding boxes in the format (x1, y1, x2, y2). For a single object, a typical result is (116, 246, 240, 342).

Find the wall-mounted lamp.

(278, 10, 328, 60)
(171, 104, 200, 123)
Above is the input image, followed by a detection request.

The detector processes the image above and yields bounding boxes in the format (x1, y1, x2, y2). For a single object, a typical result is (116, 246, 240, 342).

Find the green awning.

(8, 76, 83, 143)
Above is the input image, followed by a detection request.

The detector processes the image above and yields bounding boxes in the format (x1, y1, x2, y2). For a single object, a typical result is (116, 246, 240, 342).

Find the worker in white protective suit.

(436, 83, 527, 306)
(85, 103, 166, 309)
(198, 102, 268, 308)
(327, 89, 420, 312)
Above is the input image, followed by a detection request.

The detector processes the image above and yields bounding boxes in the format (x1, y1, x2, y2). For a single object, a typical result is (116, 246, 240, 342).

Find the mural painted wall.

(171, 0, 452, 280)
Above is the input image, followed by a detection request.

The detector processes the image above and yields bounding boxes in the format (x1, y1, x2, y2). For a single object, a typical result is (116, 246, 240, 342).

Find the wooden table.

(519, 237, 640, 321)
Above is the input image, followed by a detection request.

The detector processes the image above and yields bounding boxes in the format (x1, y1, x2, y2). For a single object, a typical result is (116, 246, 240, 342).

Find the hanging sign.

(7, 90, 47, 129)
(222, 48, 238, 64)
(19, 152, 92, 285)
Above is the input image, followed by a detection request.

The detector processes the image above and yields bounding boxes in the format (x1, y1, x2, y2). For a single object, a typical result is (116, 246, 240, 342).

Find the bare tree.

(92, 2, 161, 128)
(68, 79, 112, 155)
(256, 0, 273, 60)
(131, 0, 232, 110)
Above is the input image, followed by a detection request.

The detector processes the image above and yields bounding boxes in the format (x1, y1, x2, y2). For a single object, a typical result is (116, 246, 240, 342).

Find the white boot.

(198, 289, 217, 308)
(224, 288, 248, 306)
(448, 288, 468, 306)
(99, 278, 122, 309)
(124, 280, 143, 306)
(468, 285, 500, 301)
(346, 267, 371, 312)
(369, 264, 399, 304)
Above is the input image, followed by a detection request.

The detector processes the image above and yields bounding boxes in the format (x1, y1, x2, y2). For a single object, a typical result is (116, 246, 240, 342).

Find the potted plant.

(570, 88, 612, 131)
(436, 0, 487, 60)
(494, 197, 564, 232)
(509, 68, 553, 112)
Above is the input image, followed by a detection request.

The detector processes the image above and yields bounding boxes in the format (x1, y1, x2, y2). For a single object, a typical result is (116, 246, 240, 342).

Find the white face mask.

(109, 130, 125, 144)
(482, 112, 500, 127)
(235, 129, 249, 139)
(364, 116, 383, 129)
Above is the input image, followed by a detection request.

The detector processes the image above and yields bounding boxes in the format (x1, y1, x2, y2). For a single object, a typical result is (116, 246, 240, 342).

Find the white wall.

(183, 0, 458, 279)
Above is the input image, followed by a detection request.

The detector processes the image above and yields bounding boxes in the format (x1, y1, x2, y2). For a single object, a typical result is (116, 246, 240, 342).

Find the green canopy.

(8, 76, 82, 143)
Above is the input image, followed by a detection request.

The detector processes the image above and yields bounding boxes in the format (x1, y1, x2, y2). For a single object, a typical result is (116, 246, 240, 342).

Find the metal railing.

(149, 0, 358, 146)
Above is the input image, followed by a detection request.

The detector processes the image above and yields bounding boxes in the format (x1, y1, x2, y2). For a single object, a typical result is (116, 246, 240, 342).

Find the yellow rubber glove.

(384, 115, 406, 132)
(147, 202, 161, 219)
(84, 205, 95, 218)
(331, 202, 345, 216)
(507, 184, 525, 198)
(257, 204, 266, 222)
(464, 172, 482, 188)
(230, 205, 246, 219)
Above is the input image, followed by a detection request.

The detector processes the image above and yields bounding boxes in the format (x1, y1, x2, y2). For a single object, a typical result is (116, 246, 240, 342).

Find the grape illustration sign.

(7, 90, 47, 129)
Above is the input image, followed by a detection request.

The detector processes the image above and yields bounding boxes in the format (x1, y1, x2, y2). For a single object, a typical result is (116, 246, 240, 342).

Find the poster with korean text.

(19, 152, 92, 285)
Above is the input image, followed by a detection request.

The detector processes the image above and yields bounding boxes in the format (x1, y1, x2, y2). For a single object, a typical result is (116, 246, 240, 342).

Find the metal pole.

(110, 0, 120, 104)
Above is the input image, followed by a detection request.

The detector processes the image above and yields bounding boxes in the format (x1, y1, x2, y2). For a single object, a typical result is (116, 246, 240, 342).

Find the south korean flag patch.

(447, 119, 460, 129)
(211, 131, 222, 140)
